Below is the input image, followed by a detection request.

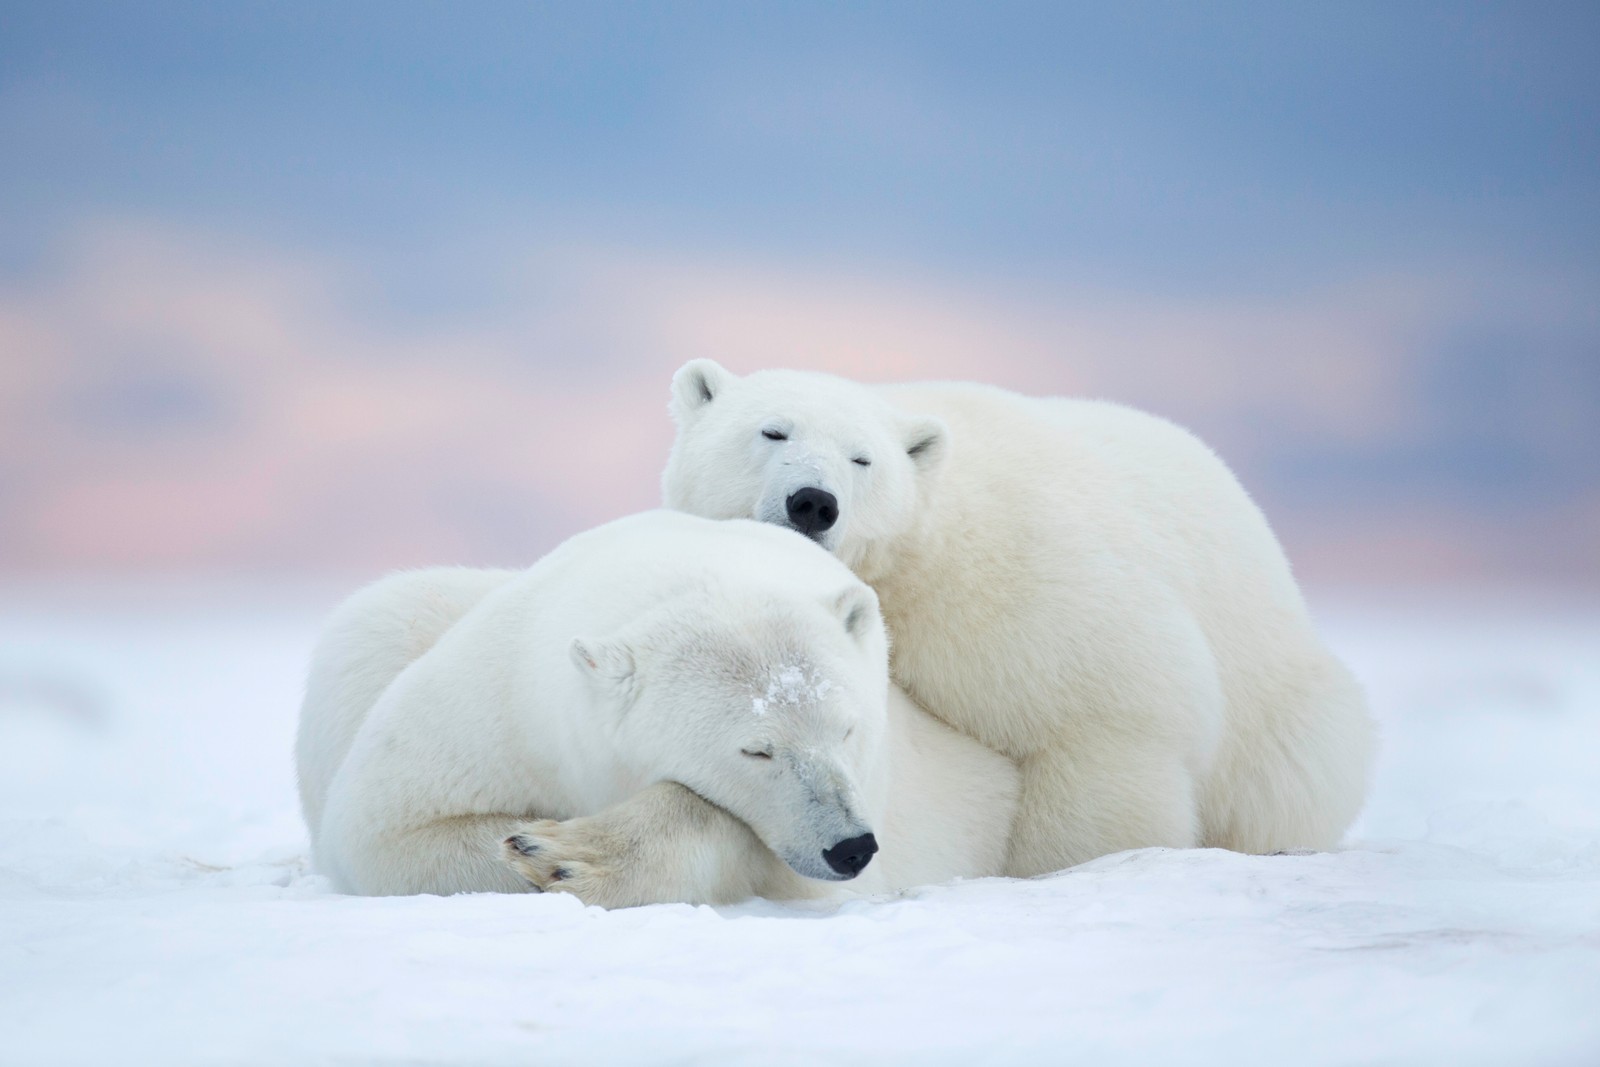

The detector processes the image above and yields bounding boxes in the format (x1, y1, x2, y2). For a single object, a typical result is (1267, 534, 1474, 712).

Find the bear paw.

(503, 819, 629, 906)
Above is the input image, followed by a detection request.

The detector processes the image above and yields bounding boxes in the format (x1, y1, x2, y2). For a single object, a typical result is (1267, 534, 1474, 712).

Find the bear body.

(663, 364, 1375, 876)
(296, 510, 1017, 903)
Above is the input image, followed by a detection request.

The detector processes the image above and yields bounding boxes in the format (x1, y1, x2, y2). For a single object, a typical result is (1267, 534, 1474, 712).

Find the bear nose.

(821, 832, 878, 878)
(786, 488, 839, 538)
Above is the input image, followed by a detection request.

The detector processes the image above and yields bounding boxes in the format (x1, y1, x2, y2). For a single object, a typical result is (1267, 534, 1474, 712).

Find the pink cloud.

(0, 218, 1592, 586)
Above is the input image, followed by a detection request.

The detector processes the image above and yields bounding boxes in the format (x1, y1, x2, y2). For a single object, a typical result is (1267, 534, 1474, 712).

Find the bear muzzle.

(821, 831, 878, 878)
(785, 487, 839, 540)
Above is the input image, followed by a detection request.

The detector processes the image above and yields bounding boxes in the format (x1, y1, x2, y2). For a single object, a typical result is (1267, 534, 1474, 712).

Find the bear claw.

(502, 820, 628, 904)
(505, 835, 541, 857)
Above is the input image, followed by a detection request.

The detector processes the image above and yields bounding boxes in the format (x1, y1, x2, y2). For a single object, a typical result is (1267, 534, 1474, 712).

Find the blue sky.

(6, 2, 1596, 283)
(1, 2, 1596, 581)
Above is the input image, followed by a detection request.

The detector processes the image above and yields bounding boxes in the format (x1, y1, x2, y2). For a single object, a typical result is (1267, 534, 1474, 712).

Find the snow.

(2, 586, 1598, 1065)
(753, 664, 831, 716)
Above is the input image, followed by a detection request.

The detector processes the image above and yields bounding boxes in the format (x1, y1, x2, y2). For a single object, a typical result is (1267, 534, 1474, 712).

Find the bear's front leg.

(502, 781, 820, 908)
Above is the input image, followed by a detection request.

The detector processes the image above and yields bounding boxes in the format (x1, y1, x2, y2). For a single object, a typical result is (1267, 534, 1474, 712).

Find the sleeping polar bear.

(663, 362, 1376, 876)
(296, 510, 1017, 906)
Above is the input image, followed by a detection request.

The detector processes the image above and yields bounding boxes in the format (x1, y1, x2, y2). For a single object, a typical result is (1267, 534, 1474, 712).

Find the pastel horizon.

(1, 5, 1595, 589)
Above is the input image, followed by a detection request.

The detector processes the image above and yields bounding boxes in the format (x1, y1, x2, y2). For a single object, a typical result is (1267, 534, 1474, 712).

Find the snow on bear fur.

(296, 510, 1018, 905)
(662, 362, 1376, 876)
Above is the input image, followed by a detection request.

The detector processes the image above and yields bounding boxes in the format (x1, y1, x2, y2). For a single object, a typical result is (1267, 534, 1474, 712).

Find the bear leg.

(1004, 737, 1202, 877)
(502, 781, 820, 908)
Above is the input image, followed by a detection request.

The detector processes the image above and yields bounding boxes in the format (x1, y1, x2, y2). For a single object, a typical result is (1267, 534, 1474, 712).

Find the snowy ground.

(2, 583, 1598, 1065)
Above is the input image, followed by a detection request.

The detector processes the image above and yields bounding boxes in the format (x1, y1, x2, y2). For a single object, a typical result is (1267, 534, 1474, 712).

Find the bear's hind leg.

(1004, 737, 1201, 877)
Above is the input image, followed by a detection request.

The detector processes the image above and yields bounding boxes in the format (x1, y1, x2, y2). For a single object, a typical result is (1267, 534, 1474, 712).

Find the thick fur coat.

(296, 511, 1017, 904)
(663, 363, 1375, 875)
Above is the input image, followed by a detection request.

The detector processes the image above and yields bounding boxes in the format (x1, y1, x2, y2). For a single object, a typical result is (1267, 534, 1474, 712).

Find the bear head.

(662, 360, 947, 582)
(569, 572, 890, 882)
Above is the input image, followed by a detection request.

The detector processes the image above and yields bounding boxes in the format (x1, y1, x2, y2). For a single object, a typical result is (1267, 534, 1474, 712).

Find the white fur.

(296, 511, 1017, 904)
(662, 362, 1376, 876)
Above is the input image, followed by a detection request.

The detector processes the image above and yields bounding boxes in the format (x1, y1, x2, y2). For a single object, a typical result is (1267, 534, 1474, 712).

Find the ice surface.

(2, 586, 1597, 1065)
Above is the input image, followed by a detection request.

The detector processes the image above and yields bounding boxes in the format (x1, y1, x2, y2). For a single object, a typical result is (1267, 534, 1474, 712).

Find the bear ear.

(670, 359, 734, 421)
(901, 414, 948, 471)
(570, 636, 637, 698)
(829, 584, 881, 643)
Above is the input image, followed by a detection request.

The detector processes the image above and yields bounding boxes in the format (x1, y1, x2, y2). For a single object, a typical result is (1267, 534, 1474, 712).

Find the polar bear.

(662, 362, 1375, 876)
(296, 510, 1017, 904)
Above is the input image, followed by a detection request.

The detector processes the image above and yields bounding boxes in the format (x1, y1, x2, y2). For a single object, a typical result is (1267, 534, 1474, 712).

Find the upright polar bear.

(663, 362, 1375, 876)
(296, 510, 1017, 904)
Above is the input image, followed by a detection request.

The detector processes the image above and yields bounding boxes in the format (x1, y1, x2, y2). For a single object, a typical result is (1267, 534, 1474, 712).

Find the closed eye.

(852, 457, 871, 467)
(762, 429, 787, 441)
(741, 748, 774, 760)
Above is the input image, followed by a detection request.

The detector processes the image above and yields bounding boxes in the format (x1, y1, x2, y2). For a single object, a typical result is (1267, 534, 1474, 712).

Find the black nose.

(822, 832, 878, 877)
(786, 488, 839, 538)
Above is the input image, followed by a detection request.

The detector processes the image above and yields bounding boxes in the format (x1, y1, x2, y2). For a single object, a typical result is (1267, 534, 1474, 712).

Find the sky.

(1, 2, 1596, 586)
